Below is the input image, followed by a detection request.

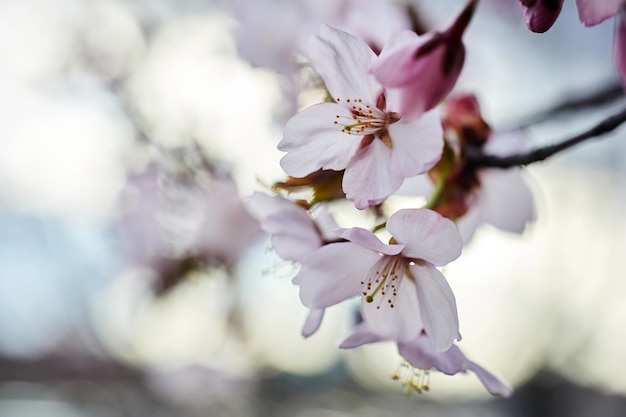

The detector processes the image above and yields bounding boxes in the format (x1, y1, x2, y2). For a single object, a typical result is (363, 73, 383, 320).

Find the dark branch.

(467, 106, 626, 168)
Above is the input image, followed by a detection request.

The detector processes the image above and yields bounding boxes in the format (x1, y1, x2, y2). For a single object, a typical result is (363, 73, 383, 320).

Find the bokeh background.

(1, 0, 626, 416)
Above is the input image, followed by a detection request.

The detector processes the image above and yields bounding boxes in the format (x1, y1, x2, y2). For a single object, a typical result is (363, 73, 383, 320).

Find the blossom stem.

(425, 178, 447, 209)
(466, 105, 626, 168)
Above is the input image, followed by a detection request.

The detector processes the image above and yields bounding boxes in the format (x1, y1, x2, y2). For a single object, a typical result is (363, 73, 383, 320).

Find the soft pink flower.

(576, 0, 624, 26)
(247, 192, 341, 337)
(340, 325, 513, 397)
(293, 208, 463, 351)
(278, 25, 444, 210)
(519, 0, 564, 33)
(369, 0, 477, 119)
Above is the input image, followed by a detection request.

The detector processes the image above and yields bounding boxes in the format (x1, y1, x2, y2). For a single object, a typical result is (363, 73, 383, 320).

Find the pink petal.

(408, 263, 460, 351)
(377, 30, 420, 61)
(397, 334, 466, 374)
(478, 168, 535, 234)
(309, 25, 379, 102)
(264, 213, 323, 262)
(576, 0, 623, 26)
(246, 192, 294, 222)
(310, 205, 341, 241)
(362, 272, 423, 341)
(343, 138, 404, 209)
(387, 110, 444, 179)
(279, 102, 361, 177)
(467, 362, 514, 397)
(370, 33, 435, 88)
(339, 227, 405, 255)
(615, 11, 626, 88)
(520, 0, 564, 33)
(339, 324, 383, 349)
(293, 242, 380, 308)
(387, 209, 463, 266)
(455, 196, 484, 244)
(301, 308, 325, 338)
(247, 193, 322, 263)
(372, 34, 463, 119)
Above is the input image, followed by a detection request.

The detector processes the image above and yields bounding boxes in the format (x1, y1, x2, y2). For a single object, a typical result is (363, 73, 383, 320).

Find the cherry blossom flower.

(340, 325, 513, 397)
(293, 208, 463, 351)
(278, 25, 444, 210)
(369, 0, 476, 120)
(519, 0, 564, 33)
(247, 192, 341, 336)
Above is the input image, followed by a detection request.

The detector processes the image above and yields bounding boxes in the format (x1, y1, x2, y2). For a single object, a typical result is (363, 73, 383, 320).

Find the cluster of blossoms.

(248, 0, 523, 397)
(241, 0, 623, 398)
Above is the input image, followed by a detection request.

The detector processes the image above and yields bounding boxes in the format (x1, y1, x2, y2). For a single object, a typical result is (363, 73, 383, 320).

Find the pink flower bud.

(369, 0, 477, 119)
(519, 0, 564, 33)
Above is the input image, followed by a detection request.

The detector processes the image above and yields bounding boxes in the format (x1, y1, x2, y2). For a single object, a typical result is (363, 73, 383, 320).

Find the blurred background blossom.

(1, 0, 626, 416)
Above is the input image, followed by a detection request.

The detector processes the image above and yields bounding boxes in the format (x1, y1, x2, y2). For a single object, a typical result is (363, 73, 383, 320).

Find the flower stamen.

(392, 361, 431, 395)
(363, 256, 406, 309)
(334, 97, 391, 136)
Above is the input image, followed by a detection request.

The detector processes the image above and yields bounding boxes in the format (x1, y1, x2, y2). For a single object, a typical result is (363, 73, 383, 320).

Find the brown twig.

(466, 106, 626, 168)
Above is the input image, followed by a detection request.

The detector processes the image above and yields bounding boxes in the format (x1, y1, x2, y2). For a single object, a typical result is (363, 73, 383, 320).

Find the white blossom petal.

(247, 192, 322, 262)
(279, 102, 361, 177)
(409, 263, 460, 351)
(479, 168, 535, 234)
(388, 209, 463, 266)
(301, 308, 325, 338)
(294, 242, 380, 309)
(387, 110, 444, 179)
(339, 227, 404, 255)
(397, 334, 466, 374)
(343, 139, 403, 209)
(467, 362, 514, 397)
(339, 324, 383, 349)
(309, 25, 379, 102)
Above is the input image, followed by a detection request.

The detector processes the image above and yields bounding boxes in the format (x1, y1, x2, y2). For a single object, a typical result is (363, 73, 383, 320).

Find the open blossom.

(293, 208, 463, 351)
(340, 325, 513, 397)
(519, 0, 564, 33)
(278, 25, 444, 210)
(247, 192, 341, 337)
(369, 0, 476, 120)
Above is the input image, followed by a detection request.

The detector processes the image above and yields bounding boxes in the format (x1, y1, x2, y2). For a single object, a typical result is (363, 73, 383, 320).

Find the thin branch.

(514, 82, 624, 128)
(466, 106, 626, 168)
